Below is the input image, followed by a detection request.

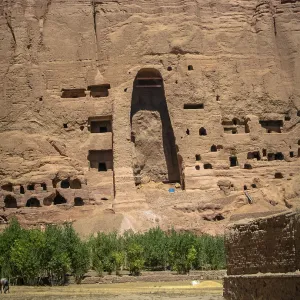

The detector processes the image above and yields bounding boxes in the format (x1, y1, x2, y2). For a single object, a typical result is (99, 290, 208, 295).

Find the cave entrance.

(130, 68, 180, 184)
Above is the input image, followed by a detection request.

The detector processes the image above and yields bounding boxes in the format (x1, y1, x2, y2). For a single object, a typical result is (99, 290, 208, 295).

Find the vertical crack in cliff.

(273, 16, 277, 36)
(92, 0, 100, 66)
(5, 14, 16, 46)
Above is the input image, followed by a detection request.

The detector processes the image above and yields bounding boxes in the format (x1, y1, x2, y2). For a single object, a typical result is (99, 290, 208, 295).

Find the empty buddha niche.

(131, 68, 180, 184)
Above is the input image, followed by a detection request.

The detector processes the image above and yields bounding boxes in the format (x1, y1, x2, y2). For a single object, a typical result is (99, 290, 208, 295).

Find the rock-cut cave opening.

(130, 68, 181, 184)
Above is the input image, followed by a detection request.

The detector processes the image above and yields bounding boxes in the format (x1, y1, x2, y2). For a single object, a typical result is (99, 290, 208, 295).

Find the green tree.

(126, 243, 144, 276)
(62, 224, 90, 283)
(0, 217, 23, 280)
(11, 229, 45, 285)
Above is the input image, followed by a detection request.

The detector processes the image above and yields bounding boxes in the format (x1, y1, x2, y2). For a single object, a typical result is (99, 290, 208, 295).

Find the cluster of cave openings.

(130, 68, 181, 184)
(88, 150, 113, 172)
(259, 120, 283, 133)
(247, 151, 261, 160)
(4, 195, 17, 208)
(88, 116, 112, 133)
(61, 179, 82, 189)
(88, 84, 111, 98)
(61, 88, 86, 98)
(267, 152, 284, 161)
(223, 118, 249, 134)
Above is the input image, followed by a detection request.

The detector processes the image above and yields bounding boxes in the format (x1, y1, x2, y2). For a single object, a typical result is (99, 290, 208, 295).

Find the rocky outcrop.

(0, 0, 299, 234)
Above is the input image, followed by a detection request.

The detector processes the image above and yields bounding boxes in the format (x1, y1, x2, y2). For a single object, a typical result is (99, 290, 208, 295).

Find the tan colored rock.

(0, 0, 299, 235)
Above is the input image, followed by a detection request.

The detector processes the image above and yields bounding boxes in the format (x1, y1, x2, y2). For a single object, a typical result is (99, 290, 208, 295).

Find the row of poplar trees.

(0, 219, 225, 285)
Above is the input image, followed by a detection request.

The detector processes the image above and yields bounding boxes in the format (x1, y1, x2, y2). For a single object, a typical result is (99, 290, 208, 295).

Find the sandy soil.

(3, 281, 224, 300)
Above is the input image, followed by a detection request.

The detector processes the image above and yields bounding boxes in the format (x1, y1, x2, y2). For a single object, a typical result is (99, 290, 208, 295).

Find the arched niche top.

(136, 68, 162, 79)
(135, 68, 163, 88)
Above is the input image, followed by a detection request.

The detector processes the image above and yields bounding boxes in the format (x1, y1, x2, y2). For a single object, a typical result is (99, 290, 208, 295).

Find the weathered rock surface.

(0, 0, 299, 235)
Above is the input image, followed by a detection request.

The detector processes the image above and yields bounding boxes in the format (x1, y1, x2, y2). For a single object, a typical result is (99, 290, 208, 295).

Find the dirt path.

(4, 281, 224, 300)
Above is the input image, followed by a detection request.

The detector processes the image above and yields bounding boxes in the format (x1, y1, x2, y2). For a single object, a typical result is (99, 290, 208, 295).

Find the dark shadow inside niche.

(211, 145, 217, 152)
(275, 152, 284, 160)
(230, 156, 238, 167)
(74, 197, 84, 206)
(204, 163, 213, 169)
(195, 154, 201, 161)
(20, 185, 25, 194)
(27, 184, 35, 191)
(2, 183, 13, 192)
(247, 151, 261, 161)
(217, 145, 223, 151)
(54, 193, 67, 205)
(186, 129, 190, 135)
(61, 180, 70, 189)
(263, 149, 267, 157)
(244, 164, 252, 170)
(4, 195, 17, 208)
(130, 68, 181, 184)
(290, 151, 294, 158)
(244, 185, 248, 190)
(268, 153, 275, 161)
(275, 172, 284, 179)
(195, 165, 200, 170)
(188, 65, 194, 71)
(70, 179, 82, 189)
(184, 104, 204, 110)
(61, 88, 86, 98)
(41, 183, 47, 191)
(88, 84, 111, 98)
(199, 127, 207, 136)
(251, 184, 257, 189)
(26, 197, 40, 208)
(259, 120, 283, 133)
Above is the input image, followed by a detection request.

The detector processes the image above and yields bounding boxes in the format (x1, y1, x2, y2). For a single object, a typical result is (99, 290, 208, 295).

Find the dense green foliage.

(0, 219, 89, 285)
(0, 219, 225, 285)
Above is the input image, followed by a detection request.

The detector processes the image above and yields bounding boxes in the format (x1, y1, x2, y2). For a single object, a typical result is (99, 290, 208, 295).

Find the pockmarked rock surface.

(224, 211, 300, 300)
(0, 0, 299, 235)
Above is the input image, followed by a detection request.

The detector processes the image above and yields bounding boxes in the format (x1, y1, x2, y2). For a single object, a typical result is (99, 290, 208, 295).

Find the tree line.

(0, 219, 225, 285)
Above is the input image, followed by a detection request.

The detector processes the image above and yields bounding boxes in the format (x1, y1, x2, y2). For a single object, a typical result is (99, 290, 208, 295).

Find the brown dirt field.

(4, 281, 224, 300)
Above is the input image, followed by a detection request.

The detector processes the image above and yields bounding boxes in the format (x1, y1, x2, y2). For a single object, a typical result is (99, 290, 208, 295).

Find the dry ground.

(4, 280, 224, 300)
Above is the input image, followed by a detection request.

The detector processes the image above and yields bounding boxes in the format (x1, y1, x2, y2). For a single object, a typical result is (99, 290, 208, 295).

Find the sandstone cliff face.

(0, 0, 299, 235)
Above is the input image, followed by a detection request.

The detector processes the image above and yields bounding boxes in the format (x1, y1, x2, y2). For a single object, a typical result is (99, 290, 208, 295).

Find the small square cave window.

(188, 65, 194, 71)
(195, 154, 201, 161)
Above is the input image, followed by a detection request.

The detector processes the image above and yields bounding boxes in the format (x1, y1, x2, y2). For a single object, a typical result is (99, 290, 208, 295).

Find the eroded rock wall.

(224, 211, 300, 300)
(0, 0, 299, 233)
